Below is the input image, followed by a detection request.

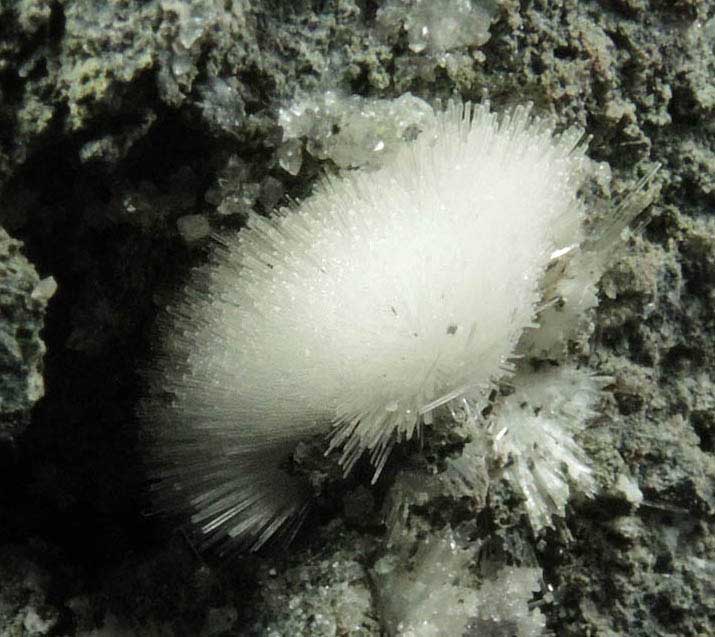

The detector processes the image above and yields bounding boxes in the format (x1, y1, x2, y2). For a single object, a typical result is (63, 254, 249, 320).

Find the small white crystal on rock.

(377, 0, 498, 53)
(279, 91, 434, 169)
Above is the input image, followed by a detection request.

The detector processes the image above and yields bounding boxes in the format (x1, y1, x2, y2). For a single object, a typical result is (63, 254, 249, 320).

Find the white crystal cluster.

(376, 0, 498, 53)
(448, 366, 607, 531)
(519, 165, 659, 359)
(492, 366, 604, 529)
(278, 91, 434, 171)
(374, 528, 545, 637)
(145, 98, 657, 550)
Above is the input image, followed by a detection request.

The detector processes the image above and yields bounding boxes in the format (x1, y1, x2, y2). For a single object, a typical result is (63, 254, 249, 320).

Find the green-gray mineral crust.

(0, 228, 54, 439)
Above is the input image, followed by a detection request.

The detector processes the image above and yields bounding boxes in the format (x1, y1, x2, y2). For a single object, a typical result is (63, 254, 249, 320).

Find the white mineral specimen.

(146, 99, 655, 550)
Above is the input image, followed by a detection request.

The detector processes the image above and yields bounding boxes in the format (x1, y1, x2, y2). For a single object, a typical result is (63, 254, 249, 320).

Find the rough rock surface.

(0, 228, 54, 440)
(0, 0, 714, 635)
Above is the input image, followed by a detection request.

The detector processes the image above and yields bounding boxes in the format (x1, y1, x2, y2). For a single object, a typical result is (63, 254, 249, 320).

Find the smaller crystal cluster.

(449, 366, 608, 532)
(278, 91, 434, 171)
(373, 523, 545, 637)
(204, 155, 261, 218)
(376, 0, 498, 54)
